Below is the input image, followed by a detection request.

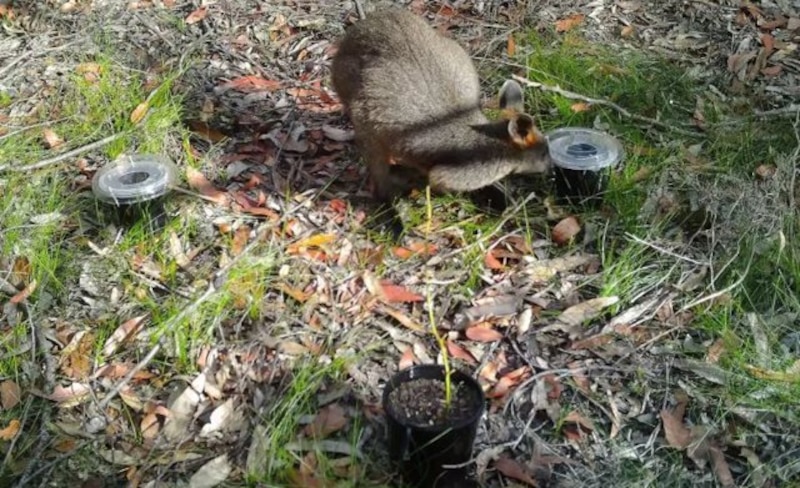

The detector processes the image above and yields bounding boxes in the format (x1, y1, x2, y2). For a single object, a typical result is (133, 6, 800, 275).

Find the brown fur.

(330, 7, 552, 235)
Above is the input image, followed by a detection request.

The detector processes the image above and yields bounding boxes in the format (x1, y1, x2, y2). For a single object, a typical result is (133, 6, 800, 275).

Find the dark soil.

(387, 377, 479, 428)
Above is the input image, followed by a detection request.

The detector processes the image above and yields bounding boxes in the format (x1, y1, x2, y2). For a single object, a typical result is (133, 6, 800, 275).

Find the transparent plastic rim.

(546, 127, 624, 171)
(92, 154, 177, 205)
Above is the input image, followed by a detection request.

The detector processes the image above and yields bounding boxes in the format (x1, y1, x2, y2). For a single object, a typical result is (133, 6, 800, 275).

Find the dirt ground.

(1, 1, 799, 487)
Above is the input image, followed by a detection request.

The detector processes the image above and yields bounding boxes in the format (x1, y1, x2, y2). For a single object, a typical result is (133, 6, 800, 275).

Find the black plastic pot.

(382, 365, 485, 487)
(546, 128, 624, 208)
(91, 154, 177, 232)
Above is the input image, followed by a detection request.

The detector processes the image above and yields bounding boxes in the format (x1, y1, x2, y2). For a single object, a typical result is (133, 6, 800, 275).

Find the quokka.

(331, 7, 552, 237)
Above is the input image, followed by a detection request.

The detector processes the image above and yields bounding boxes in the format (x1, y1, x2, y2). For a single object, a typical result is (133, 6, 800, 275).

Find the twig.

(624, 233, 708, 266)
(0, 132, 127, 173)
(0, 118, 71, 142)
(754, 104, 800, 118)
(511, 74, 701, 138)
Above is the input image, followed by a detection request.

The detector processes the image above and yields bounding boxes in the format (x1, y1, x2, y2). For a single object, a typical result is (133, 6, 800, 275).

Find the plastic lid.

(546, 127, 624, 171)
(92, 154, 178, 205)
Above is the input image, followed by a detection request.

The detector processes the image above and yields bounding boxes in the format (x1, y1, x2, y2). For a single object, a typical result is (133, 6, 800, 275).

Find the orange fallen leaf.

(219, 75, 282, 93)
(43, 129, 64, 149)
(563, 410, 595, 432)
(570, 102, 591, 113)
(552, 216, 581, 246)
(555, 13, 584, 33)
(276, 283, 312, 303)
(10, 279, 36, 304)
(0, 419, 20, 440)
(495, 455, 537, 486)
(465, 325, 504, 343)
(484, 249, 506, 270)
(185, 6, 207, 24)
(375, 304, 425, 332)
(232, 225, 250, 256)
(488, 366, 530, 398)
(130, 101, 149, 124)
(507, 34, 516, 57)
(380, 283, 424, 303)
(304, 403, 348, 439)
(399, 347, 416, 370)
(186, 166, 228, 204)
(705, 339, 726, 364)
(621, 25, 635, 37)
(446, 340, 477, 365)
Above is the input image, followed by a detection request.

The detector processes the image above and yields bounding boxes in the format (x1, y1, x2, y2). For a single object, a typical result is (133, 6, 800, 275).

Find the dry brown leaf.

(288, 234, 336, 253)
(304, 403, 348, 439)
(60, 331, 95, 379)
(446, 340, 477, 364)
(375, 304, 425, 332)
(398, 346, 416, 370)
(0, 380, 21, 410)
(555, 13, 584, 33)
(465, 326, 504, 343)
(484, 249, 506, 270)
(186, 166, 228, 204)
(709, 445, 735, 488)
(705, 339, 726, 364)
(760, 65, 782, 77)
(745, 361, 800, 382)
(185, 6, 207, 24)
(552, 216, 581, 245)
(660, 394, 692, 449)
(507, 34, 516, 57)
(0, 419, 20, 440)
(43, 128, 64, 149)
(276, 283, 312, 303)
(102, 315, 146, 357)
(48, 382, 91, 405)
(570, 102, 591, 113)
(130, 101, 149, 124)
(558, 296, 619, 327)
(380, 282, 424, 303)
(754, 164, 777, 180)
(10, 279, 36, 304)
(494, 455, 537, 486)
(219, 75, 282, 93)
(232, 225, 250, 256)
(563, 410, 595, 432)
(621, 25, 635, 37)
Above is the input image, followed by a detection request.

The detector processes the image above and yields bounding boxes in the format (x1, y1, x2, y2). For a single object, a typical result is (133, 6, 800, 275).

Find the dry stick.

(511, 74, 701, 138)
(624, 232, 708, 266)
(0, 132, 126, 173)
(755, 104, 800, 118)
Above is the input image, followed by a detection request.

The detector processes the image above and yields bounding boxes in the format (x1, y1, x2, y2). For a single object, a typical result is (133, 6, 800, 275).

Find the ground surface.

(1, 1, 799, 487)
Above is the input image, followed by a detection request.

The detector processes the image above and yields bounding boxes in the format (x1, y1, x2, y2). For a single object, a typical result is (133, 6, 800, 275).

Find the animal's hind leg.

(468, 185, 508, 215)
(359, 140, 406, 239)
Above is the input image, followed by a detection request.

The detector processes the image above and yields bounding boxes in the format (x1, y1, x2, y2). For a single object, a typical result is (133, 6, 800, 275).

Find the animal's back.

(331, 8, 482, 135)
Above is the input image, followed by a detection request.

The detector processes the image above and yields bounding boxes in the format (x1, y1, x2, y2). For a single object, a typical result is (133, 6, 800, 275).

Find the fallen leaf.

(446, 340, 477, 364)
(186, 167, 228, 204)
(558, 296, 619, 327)
(745, 360, 800, 382)
(705, 339, 725, 364)
(555, 13, 584, 33)
(465, 326, 504, 343)
(321, 125, 354, 142)
(375, 304, 425, 332)
(185, 6, 207, 24)
(398, 347, 416, 370)
(10, 279, 37, 304)
(507, 34, 516, 57)
(380, 282, 424, 303)
(563, 410, 595, 432)
(570, 102, 591, 113)
(484, 249, 506, 270)
(288, 234, 336, 253)
(0, 380, 21, 410)
(621, 25, 635, 37)
(48, 382, 91, 406)
(495, 455, 537, 486)
(59, 330, 95, 379)
(709, 446, 735, 488)
(130, 101, 149, 124)
(305, 403, 348, 439)
(102, 315, 147, 357)
(754, 164, 777, 180)
(232, 225, 250, 256)
(189, 454, 231, 488)
(218, 75, 282, 93)
(660, 392, 691, 449)
(552, 216, 581, 245)
(43, 128, 64, 149)
(0, 419, 20, 440)
(760, 65, 782, 77)
(276, 283, 311, 303)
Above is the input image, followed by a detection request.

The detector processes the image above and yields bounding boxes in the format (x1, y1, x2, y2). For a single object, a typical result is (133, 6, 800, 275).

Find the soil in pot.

(386, 377, 477, 427)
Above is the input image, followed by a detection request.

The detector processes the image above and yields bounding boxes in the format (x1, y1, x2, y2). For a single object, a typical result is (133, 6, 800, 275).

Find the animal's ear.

(498, 79, 525, 114)
(507, 114, 540, 149)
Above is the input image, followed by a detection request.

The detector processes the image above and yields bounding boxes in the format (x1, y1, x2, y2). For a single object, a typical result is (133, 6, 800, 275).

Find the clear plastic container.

(92, 154, 178, 206)
(546, 128, 624, 206)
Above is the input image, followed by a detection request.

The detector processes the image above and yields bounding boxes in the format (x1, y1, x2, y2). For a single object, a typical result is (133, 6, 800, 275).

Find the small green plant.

(424, 185, 453, 408)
